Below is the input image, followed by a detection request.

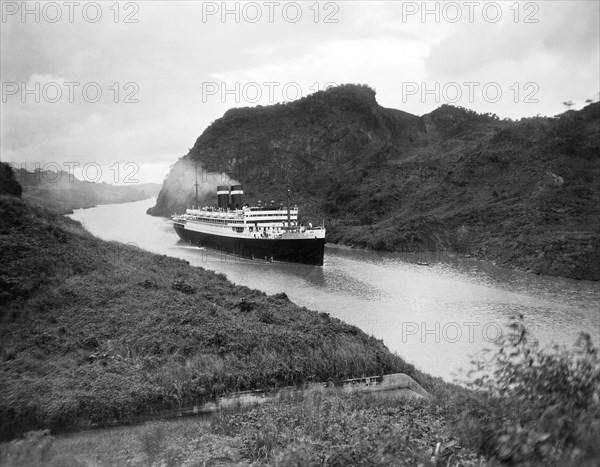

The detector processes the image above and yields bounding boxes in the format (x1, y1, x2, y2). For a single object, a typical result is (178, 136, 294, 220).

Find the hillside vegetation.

(149, 84, 600, 280)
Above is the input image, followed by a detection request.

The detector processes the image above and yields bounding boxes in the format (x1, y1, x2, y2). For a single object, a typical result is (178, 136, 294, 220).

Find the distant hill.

(13, 168, 161, 214)
(148, 84, 600, 280)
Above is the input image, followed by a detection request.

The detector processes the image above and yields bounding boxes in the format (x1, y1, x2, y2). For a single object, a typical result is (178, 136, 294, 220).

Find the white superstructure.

(173, 206, 325, 240)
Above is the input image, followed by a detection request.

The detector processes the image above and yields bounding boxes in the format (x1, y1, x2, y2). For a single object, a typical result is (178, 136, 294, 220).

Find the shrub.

(459, 315, 600, 466)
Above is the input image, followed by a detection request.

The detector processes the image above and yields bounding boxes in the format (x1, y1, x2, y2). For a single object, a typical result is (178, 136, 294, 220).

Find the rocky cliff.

(148, 84, 600, 280)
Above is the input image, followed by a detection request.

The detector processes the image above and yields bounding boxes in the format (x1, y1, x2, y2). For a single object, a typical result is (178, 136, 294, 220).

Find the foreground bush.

(458, 316, 600, 466)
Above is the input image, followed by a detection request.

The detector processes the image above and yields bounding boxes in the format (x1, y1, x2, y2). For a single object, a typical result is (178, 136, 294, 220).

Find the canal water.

(69, 198, 600, 381)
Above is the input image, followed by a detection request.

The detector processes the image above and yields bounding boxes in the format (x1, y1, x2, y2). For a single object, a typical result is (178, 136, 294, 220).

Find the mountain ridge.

(148, 84, 600, 280)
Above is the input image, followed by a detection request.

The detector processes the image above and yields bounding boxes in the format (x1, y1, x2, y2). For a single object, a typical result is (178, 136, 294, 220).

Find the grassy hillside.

(0, 193, 424, 441)
(149, 84, 600, 280)
(13, 168, 161, 214)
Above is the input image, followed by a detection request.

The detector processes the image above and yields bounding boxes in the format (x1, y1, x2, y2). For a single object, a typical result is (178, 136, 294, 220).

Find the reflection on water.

(69, 198, 600, 381)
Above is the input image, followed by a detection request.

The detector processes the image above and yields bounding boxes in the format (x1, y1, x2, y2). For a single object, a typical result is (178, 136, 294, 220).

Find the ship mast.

(194, 161, 199, 209)
(287, 186, 291, 228)
(285, 154, 291, 229)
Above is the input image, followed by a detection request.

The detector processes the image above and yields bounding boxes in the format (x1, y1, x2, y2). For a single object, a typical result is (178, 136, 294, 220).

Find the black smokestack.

(230, 184, 243, 209)
(217, 185, 229, 209)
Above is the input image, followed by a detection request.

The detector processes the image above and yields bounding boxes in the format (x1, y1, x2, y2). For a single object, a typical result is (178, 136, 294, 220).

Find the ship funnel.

(217, 185, 229, 209)
(230, 184, 243, 209)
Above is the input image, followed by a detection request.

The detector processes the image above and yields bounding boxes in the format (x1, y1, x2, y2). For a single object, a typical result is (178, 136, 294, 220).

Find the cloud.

(2, 1, 598, 182)
(413, 1, 599, 117)
(426, 2, 599, 77)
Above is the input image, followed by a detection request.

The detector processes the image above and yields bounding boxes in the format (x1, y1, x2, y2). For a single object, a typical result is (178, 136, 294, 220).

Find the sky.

(1, 1, 599, 184)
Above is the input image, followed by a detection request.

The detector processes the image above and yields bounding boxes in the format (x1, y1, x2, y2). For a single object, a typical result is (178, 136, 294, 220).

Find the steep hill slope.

(0, 190, 419, 440)
(148, 84, 600, 280)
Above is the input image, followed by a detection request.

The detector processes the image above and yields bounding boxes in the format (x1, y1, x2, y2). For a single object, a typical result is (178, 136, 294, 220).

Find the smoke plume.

(159, 156, 239, 212)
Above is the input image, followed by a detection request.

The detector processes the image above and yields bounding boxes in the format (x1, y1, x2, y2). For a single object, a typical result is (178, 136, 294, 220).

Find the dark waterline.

(69, 198, 600, 381)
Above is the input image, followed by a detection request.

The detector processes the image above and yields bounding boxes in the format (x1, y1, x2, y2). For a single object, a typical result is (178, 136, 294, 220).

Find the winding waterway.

(69, 198, 599, 381)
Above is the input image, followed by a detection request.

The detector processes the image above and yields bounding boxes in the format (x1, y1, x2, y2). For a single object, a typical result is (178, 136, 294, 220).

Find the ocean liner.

(172, 184, 326, 265)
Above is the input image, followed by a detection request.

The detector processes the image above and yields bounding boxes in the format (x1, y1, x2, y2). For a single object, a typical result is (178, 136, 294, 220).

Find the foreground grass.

(0, 389, 487, 467)
(0, 195, 433, 440)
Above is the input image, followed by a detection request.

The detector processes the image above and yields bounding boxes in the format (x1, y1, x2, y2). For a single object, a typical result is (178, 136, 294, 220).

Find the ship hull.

(174, 224, 325, 266)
